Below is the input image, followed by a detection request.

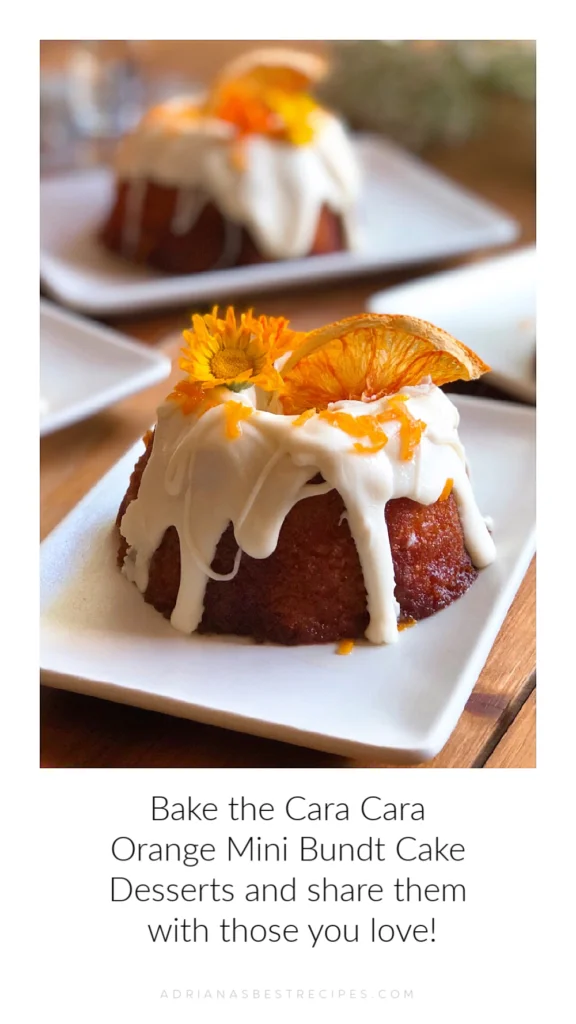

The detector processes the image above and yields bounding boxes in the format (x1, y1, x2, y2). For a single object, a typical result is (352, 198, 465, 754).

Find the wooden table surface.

(40, 49, 536, 768)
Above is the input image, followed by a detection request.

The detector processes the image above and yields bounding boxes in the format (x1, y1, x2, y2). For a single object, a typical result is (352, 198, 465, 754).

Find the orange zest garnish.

(337, 639, 355, 655)
(373, 394, 426, 461)
(353, 440, 388, 455)
(439, 477, 454, 501)
(280, 314, 490, 415)
(319, 409, 385, 443)
(168, 380, 207, 416)
(224, 401, 253, 439)
(292, 408, 317, 427)
(398, 618, 417, 632)
(318, 398, 425, 461)
(320, 408, 389, 456)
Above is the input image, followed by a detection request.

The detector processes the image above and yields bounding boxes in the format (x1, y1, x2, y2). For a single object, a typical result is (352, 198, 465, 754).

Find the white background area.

(30, 769, 541, 1024)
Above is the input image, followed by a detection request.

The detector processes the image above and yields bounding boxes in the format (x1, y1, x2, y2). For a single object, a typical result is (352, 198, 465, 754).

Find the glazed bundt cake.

(101, 49, 360, 274)
(116, 309, 496, 646)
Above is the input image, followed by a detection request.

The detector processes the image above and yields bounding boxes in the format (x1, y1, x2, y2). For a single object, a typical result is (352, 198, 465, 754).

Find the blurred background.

(40, 39, 535, 235)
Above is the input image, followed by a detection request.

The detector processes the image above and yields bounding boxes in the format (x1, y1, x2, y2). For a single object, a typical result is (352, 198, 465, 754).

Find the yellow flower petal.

(174, 306, 296, 399)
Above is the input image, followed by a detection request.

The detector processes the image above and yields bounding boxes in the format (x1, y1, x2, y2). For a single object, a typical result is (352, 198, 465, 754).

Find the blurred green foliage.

(318, 41, 536, 150)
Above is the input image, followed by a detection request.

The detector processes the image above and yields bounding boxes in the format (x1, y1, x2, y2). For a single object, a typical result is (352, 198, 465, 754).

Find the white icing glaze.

(119, 385, 496, 645)
(170, 187, 208, 236)
(115, 102, 360, 260)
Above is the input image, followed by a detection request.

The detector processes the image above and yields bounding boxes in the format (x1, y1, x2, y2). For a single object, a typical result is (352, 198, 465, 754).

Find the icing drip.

(212, 217, 244, 270)
(119, 385, 496, 644)
(114, 107, 360, 260)
(170, 188, 208, 236)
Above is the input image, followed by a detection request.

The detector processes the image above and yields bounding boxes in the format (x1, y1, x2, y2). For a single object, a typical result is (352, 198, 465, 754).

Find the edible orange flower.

(179, 307, 286, 392)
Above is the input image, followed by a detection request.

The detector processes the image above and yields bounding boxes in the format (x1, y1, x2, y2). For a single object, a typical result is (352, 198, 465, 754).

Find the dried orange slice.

(280, 313, 490, 415)
(216, 48, 327, 94)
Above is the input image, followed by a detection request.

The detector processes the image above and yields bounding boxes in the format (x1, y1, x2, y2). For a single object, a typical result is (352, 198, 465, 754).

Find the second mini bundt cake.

(101, 49, 360, 274)
(117, 309, 496, 646)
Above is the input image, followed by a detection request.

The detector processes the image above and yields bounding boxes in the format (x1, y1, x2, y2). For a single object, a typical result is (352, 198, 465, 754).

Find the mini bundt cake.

(116, 309, 496, 646)
(101, 49, 360, 274)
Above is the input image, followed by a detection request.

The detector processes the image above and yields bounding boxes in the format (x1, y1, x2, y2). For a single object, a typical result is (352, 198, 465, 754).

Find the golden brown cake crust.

(101, 180, 346, 274)
(117, 433, 478, 644)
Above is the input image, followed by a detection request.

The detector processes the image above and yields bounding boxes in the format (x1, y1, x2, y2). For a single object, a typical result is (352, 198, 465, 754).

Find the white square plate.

(40, 135, 518, 316)
(40, 300, 171, 436)
(369, 247, 536, 403)
(40, 395, 535, 763)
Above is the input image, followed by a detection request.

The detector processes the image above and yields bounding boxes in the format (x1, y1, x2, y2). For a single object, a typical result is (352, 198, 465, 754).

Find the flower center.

(211, 348, 253, 380)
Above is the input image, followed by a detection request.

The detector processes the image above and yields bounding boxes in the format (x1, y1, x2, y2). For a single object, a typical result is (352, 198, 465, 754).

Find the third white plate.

(369, 247, 536, 403)
(40, 301, 171, 436)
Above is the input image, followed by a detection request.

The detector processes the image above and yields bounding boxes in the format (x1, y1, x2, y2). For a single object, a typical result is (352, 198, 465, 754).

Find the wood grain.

(485, 691, 536, 768)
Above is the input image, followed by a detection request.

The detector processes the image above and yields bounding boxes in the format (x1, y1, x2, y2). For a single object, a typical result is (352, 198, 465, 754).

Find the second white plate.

(40, 135, 518, 315)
